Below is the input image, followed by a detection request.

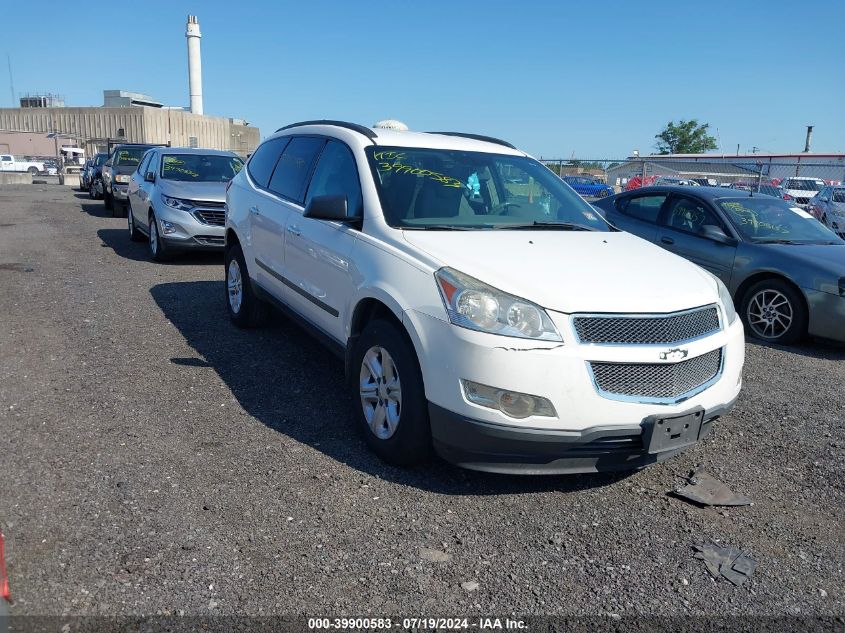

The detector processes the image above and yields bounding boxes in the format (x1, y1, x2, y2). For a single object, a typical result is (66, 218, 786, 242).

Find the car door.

(0, 155, 13, 172)
(602, 191, 669, 242)
(240, 136, 291, 297)
(136, 151, 160, 232)
(656, 194, 737, 284)
(128, 151, 153, 221)
(282, 140, 362, 341)
(256, 136, 326, 300)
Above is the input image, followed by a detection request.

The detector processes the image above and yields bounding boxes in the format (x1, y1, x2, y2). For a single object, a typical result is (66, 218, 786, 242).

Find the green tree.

(654, 120, 718, 154)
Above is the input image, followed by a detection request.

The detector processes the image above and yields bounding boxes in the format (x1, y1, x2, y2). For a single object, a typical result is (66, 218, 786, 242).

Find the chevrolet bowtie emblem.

(659, 348, 689, 361)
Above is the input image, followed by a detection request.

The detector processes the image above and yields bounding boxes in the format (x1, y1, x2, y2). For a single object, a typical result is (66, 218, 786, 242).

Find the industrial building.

(0, 16, 259, 161)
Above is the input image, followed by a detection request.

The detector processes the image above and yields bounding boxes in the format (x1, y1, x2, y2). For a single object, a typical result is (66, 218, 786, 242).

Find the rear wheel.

(740, 279, 807, 345)
(127, 204, 144, 242)
(597, 189, 610, 198)
(224, 242, 268, 328)
(351, 319, 431, 466)
(27, 166, 38, 175)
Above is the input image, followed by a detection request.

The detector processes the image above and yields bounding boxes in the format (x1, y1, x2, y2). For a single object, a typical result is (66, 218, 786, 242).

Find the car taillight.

(1, 532, 9, 603)
(783, 193, 793, 201)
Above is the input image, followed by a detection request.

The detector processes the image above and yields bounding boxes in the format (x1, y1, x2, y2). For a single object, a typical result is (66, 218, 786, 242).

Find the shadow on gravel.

(746, 337, 845, 361)
(97, 229, 222, 266)
(151, 280, 633, 495)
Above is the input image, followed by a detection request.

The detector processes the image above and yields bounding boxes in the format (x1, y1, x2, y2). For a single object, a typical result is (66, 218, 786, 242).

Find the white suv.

(224, 121, 744, 474)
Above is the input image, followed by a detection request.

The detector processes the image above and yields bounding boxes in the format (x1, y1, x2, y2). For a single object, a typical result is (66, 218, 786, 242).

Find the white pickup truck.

(0, 154, 45, 174)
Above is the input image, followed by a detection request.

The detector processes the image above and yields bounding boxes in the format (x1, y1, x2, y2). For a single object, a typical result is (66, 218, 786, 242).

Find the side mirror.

(144, 171, 156, 183)
(303, 194, 353, 221)
(700, 224, 736, 245)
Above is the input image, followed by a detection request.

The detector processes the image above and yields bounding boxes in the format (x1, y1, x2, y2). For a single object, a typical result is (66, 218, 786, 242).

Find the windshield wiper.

(401, 224, 488, 231)
(754, 239, 803, 245)
(493, 221, 596, 231)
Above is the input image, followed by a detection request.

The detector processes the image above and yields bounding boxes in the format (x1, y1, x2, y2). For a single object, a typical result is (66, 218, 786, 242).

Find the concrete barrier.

(0, 172, 31, 185)
(59, 173, 81, 188)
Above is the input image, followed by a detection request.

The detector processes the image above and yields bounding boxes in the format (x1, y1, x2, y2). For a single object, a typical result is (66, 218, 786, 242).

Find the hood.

(403, 230, 718, 314)
(159, 180, 228, 204)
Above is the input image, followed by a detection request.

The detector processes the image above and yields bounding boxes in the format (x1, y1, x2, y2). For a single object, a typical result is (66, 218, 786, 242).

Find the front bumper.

(806, 288, 845, 343)
(155, 205, 225, 252)
(112, 184, 130, 200)
(430, 397, 737, 474)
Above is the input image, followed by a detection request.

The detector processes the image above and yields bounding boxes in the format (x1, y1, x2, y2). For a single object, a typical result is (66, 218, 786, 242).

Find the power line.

(6, 53, 14, 107)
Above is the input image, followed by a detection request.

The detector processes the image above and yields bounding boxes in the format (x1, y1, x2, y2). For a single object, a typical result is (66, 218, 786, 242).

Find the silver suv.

(126, 147, 244, 261)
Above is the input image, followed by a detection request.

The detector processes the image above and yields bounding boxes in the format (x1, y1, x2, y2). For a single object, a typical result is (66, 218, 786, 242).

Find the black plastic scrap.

(672, 467, 752, 507)
(693, 543, 757, 586)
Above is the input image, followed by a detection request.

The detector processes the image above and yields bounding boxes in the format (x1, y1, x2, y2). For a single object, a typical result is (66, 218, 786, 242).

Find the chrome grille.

(193, 209, 225, 226)
(590, 348, 722, 401)
(573, 306, 720, 345)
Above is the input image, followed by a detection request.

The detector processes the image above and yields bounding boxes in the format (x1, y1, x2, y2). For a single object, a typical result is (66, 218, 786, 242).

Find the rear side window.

(305, 141, 362, 216)
(834, 189, 845, 203)
(268, 136, 326, 202)
(616, 194, 667, 223)
(247, 137, 289, 189)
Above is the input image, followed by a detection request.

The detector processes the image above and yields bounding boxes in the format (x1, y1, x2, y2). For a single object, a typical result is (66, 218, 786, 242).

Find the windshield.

(783, 179, 822, 191)
(366, 147, 611, 231)
(160, 154, 244, 182)
(115, 147, 149, 166)
(718, 197, 842, 244)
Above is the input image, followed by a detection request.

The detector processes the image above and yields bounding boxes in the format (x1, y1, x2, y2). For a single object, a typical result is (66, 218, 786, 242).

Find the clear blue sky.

(5, 0, 844, 157)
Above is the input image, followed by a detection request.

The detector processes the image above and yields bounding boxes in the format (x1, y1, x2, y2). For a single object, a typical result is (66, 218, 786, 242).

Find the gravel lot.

(1, 184, 843, 618)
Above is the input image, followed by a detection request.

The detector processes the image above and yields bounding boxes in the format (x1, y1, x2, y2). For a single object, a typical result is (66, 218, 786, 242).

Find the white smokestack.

(186, 15, 203, 115)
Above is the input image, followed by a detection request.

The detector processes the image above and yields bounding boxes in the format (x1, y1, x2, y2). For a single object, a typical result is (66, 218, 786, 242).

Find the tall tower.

(186, 15, 203, 115)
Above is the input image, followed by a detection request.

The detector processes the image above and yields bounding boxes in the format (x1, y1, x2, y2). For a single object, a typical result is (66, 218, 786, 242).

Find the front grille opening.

(574, 305, 720, 345)
(590, 348, 722, 401)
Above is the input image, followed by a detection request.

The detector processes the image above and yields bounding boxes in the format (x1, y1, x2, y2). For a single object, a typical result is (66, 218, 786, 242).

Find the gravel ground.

(0, 184, 843, 618)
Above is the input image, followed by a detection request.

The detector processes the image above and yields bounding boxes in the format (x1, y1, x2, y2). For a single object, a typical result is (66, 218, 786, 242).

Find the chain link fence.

(541, 157, 845, 199)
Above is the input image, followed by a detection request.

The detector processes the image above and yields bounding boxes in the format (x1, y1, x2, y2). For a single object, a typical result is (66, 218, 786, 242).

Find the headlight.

(162, 195, 194, 212)
(435, 267, 562, 341)
(716, 277, 737, 324)
(114, 174, 130, 183)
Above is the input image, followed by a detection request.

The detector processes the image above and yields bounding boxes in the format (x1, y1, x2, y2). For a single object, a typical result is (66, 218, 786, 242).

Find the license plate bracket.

(642, 409, 704, 454)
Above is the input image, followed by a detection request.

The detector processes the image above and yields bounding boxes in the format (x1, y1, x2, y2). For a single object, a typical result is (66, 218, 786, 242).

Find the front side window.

(617, 194, 667, 223)
(305, 141, 362, 216)
(160, 154, 243, 182)
(661, 196, 725, 235)
(136, 151, 153, 175)
(268, 137, 326, 202)
(718, 197, 842, 244)
(365, 146, 610, 230)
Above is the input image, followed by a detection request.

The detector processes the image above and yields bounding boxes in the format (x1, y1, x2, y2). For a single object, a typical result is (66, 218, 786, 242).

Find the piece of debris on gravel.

(693, 543, 757, 586)
(672, 467, 752, 507)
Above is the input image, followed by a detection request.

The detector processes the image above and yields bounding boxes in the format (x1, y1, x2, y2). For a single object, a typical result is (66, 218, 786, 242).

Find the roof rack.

(427, 132, 517, 150)
(275, 120, 377, 140)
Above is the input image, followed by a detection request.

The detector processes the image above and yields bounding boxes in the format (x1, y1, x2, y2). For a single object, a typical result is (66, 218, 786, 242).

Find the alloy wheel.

(227, 259, 243, 314)
(747, 289, 793, 340)
(359, 346, 402, 440)
(149, 218, 158, 256)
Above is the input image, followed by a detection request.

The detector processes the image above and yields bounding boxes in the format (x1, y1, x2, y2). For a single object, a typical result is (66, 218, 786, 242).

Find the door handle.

(660, 236, 675, 245)
(249, 206, 260, 216)
(287, 225, 301, 236)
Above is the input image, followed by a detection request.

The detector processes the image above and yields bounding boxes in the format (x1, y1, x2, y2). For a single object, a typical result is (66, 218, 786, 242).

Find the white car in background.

(809, 186, 845, 238)
(0, 154, 45, 175)
(224, 121, 744, 474)
(780, 177, 824, 207)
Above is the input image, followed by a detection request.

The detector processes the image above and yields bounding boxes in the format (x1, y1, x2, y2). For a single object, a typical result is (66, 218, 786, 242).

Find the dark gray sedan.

(593, 186, 845, 345)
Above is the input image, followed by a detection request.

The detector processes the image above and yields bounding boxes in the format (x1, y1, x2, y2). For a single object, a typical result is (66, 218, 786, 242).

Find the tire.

(27, 166, 38, 175)
(597, 189, 610, 198)
(739, 278, 807, 345)
(127, 203, 144, 242)
(350, 318, 431, 466)
(112, 199, 126, 218)
(148, 212, 170, 262)
(224, 242, 268, 328)
(104, 189, 113, 210)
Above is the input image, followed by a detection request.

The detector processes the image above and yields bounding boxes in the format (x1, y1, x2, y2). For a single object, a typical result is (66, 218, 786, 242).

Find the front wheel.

(104, 189, 113, 210)
(740, 279, 807, 345)
(148, 212, 170, 262)
(127, 204, 144, 242)
(351, 319, 431, 466)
